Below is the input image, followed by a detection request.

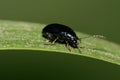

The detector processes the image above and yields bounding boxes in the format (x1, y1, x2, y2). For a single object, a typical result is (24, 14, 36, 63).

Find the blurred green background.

(0, 0, 120, 80)
(0, 50, 120, 80)
(0, 0, 120, 44)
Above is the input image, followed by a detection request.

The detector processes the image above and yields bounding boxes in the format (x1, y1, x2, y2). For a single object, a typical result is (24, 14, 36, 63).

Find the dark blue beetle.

(42, 23, 80, 51)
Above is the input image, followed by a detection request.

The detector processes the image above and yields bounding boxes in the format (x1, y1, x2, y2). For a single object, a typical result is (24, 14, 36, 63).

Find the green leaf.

(0, 20, 120, 65)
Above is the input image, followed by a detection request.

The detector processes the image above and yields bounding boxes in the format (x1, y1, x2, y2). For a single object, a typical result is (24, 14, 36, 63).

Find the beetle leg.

(44, 37, 58, 45)
(76, 45, 82, 53)
(65, 41, 71, 51)
(45, 40, 50, 43)
(51, 37, 59, 44)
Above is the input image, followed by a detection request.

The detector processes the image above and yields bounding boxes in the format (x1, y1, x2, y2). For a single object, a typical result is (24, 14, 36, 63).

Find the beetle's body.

(42, 23, 104, 52)
(42, 23, 79, 49)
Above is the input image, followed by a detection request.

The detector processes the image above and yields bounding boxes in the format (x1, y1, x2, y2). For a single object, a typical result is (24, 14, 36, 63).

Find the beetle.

(42, 23, 105, 52)
(42, 23, 81, 52)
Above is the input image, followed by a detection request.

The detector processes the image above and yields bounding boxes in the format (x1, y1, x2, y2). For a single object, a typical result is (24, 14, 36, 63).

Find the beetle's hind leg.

(44, 37, 59, 45)
(51, 37, 59, 44)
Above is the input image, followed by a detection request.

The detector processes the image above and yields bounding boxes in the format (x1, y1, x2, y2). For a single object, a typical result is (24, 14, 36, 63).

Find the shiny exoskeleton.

(42, 23, 80, 51)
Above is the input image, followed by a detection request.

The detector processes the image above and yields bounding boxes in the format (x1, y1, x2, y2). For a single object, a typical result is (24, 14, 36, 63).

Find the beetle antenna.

(79, 35, 105, 41)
